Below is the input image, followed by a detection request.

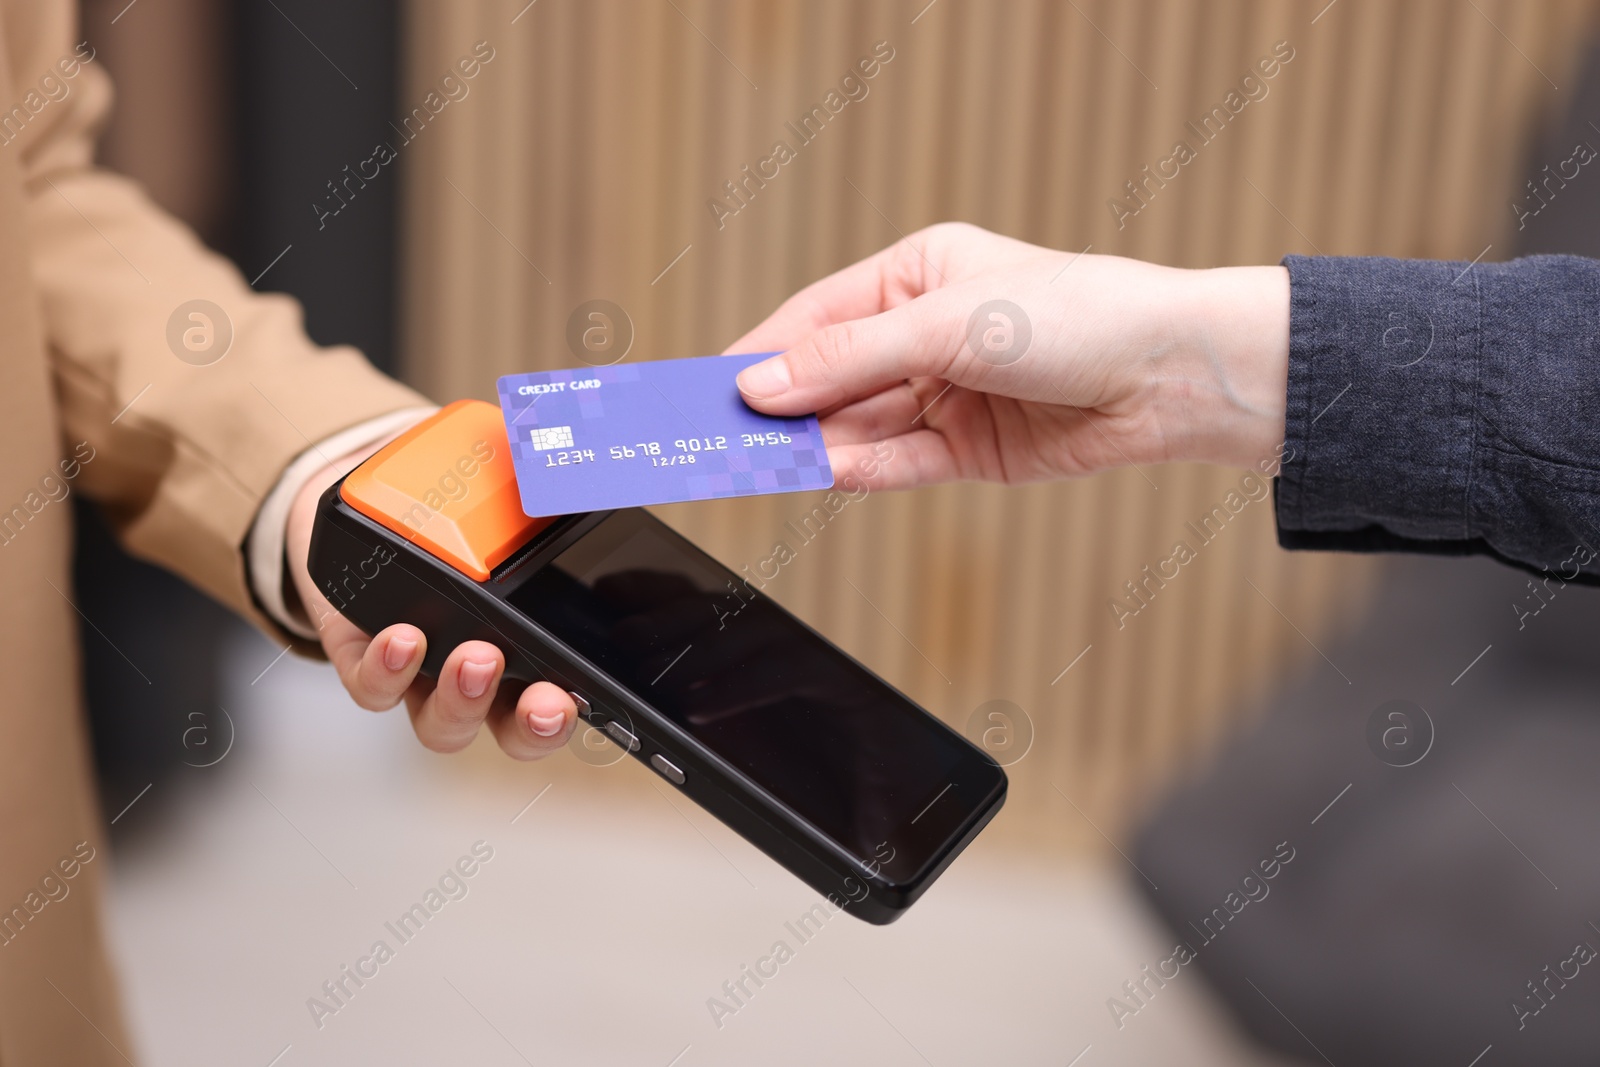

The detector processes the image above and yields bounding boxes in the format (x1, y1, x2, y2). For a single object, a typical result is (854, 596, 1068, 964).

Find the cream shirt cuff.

(247, 406, 438, 640)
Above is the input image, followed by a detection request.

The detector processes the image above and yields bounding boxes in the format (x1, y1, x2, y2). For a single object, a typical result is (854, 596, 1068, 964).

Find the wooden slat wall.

(399, 0, 1595, 852)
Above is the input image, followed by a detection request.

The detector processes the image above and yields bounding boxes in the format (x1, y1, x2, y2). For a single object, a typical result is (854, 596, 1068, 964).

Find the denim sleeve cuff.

(1276, 254, 1483, 550)
(1275, 254, 1600, 584)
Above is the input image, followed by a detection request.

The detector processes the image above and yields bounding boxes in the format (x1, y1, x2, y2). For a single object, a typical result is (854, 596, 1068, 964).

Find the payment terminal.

(309, 399, 1006, 923)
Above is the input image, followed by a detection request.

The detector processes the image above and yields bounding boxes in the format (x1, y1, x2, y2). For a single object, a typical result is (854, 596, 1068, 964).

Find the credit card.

(496, 353, 833, 517)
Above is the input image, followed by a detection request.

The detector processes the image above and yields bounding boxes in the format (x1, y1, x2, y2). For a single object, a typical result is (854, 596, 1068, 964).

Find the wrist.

(1160, 265, 1290, 468)
(285, 442, 390, 628)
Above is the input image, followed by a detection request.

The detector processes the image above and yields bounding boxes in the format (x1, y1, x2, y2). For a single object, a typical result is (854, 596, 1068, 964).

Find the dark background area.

(74, 0, 401, 835)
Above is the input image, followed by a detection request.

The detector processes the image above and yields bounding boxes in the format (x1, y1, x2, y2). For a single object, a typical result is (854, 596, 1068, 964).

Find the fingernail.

(384, 636, 417, 672)
(737, 357, 791, 399)
(458, 659, 496, 699)
(528, 710, 566, 737)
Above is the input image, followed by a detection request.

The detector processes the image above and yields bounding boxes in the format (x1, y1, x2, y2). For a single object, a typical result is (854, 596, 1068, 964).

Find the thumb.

(735, 296, 963, 417)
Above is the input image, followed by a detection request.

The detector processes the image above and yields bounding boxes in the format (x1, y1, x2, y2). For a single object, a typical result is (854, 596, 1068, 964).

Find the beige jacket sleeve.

(15, 11, 430, 642)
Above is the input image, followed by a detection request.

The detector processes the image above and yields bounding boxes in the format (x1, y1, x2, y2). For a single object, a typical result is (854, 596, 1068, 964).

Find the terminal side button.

(604, 720, 639, 752)
(650, 753, 685, 785)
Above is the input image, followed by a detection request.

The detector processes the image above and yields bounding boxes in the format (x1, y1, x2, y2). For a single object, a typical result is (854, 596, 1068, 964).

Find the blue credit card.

(496, 353, 834, 517)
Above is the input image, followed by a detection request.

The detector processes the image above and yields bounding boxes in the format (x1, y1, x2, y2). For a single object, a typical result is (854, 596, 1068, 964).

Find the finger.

(401, 673, 436, 720)
(737, 294, 965, 416)
(723, 231, 944, 355)
(486, 682, 579, 760)
(825, 431, 963, 492)
(331, 622, 425, 711)
(409, 640, 504, 753)
(814, 377, 904, 422)
(819, 381, 927, 446)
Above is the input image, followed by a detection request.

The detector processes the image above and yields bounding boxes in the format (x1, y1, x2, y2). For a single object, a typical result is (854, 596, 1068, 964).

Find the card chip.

(529, 425, 574, 451)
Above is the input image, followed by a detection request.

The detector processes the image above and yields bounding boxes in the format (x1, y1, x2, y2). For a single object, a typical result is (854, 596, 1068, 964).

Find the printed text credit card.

(496, 353, 834, 517)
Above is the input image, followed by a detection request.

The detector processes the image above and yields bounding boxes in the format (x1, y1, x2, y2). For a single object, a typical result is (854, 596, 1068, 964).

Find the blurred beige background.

(399, 0, 1590, 851)
(80, 1, 1598, 1064)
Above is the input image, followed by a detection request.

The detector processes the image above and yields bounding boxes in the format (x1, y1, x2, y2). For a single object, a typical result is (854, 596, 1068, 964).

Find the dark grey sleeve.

(1275, 254, 1600, 583)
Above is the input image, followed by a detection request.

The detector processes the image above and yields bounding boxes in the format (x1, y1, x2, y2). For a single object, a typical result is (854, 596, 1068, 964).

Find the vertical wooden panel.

(400, 0, 1597, 854)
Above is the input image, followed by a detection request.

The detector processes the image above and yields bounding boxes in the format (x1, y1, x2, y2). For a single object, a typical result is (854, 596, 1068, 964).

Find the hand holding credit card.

(497, 352, 834, 517)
